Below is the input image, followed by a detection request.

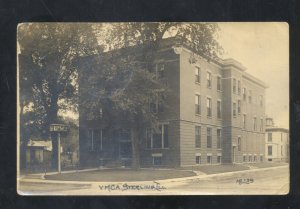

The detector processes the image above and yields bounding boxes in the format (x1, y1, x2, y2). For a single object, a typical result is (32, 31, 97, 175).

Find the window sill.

(207, 86, 212, 89)
(217, 90, 222, 92)
(195, 81, 201, 85)
(207, 116, 212, 119)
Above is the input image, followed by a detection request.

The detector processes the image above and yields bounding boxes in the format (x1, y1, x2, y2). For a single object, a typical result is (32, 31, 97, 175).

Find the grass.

(183, 164, 250, 174)
(45, 168, 196, 182)
(244, 162, 288, 168)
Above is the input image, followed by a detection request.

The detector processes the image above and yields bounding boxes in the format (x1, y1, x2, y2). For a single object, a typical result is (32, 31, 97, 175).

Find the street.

(18, 166, 289, 195)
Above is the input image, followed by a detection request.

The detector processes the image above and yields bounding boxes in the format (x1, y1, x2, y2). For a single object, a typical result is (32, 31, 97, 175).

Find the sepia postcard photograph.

(16, 22, 289, 195)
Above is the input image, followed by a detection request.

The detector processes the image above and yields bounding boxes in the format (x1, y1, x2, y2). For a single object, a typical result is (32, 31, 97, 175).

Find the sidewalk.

(18, 164, 289, 187)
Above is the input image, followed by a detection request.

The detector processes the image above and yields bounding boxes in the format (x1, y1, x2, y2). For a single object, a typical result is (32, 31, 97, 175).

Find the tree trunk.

(131, 126, 140, 170)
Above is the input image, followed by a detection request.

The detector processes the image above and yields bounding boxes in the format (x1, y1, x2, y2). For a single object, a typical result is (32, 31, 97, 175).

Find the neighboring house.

(26, 139, 52, 166)
(78, 37, 267, 167)
(265, 118, 289, 162)
(26, 139, 63, 166)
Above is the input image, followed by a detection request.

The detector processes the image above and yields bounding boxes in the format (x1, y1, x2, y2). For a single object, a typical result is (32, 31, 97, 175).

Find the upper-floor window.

(195, 94, 201, 115)
(195, 66, 201, 83)
(253, 117, 257, 131)
(207, 72, 212, 88)
(195, 126, 201, 148)
(238, 80, 241, 95)
(260, 118, 264, 132)
(146, 124, 169, 149)
(217, 100, 221, 119)
(243, 114, 247, 129)
(87, 129, 103, 151)
(238, 136, 242, 151)
(149, 92, 165, 113)
(259, 95, 263, 106)
(268, 132, 272, 142)
(243, 87, 247, 101)
(233, 102, 237, 117)
(217, 129, 221, 149)
(233, 78, 237, 93)
(207, 127, 212, 148)
(237, 100, 241, 114)
(248, 90, 252, 104)
(207, 97, 212, 117)
(217, 76, 221, 91)
(156, 63, 165, 79)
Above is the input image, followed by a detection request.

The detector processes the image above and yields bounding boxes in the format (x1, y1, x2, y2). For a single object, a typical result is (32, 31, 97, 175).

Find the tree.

(18, 23, 103, 169)
(79, 23, 222, 169)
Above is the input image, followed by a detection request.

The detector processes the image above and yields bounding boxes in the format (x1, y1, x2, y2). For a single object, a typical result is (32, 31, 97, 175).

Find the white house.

(265, 118, 289, 162)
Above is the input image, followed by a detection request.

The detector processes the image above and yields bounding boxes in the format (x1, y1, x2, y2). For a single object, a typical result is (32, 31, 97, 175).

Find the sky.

(217, 22, 289, 128)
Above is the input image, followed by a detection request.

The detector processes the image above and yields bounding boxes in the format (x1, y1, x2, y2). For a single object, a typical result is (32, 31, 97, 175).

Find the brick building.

(78, 38, 267, 167)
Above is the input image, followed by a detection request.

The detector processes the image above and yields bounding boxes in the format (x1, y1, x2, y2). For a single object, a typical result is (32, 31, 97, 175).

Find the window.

(153, 156, 162, 165)
(253, 117, 257, 131)
(196, 156, 201, 164)
(146, 124, 169, 149)
(233, 78, 236, 93)
(207, 155, 212, 164)
(150, 93, 165, 113)
(207, 72, 212, 88)
(281, 146, 283, 156)
(238, 136, 241, 151)
(217, 129, 221, 149)
(254, 156, 257, 162)
(243, 156, 247, 162)
(260, 156, 263, 162)
(249, 155, 252, 162)
(268, 145, 272, 156)
(207, 97, 212, 117)
(243, 87, 247, 101)
(207, 127, 212, 148)
(248, 90, 252, 103)
(268, 133, 272, 142)
(260, 118, 264, 132)
(195, 126, 201, 148)
(195, 67, 200, 83)
(238, 80, 241, 94)
(217, 100, 221, 119)
(217, 76, 221, 91)
(156, 63, 165, 79)
(233, 102, 236, 117)
(237, 100, 241, 114)
(195, 94, 201, 115)
(217, 156, 221, 164)
(87, 129, 102, 151)
(243, 114, 247, 129)
(259, 95, 263, 106)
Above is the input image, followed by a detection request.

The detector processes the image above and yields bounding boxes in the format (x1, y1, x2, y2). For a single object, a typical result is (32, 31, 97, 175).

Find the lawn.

(244, 162, 288, 168)
(45, 168, 196, 182)
(181, 164, 250, 174)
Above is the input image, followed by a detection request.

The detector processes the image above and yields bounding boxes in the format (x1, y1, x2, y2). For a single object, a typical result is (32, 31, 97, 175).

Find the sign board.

(49, 124, 69, 132)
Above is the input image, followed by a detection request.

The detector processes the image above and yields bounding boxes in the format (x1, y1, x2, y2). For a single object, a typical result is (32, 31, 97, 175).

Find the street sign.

(49, 124, 69, 132)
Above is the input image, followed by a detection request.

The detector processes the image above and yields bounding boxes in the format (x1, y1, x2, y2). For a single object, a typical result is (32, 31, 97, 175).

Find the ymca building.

(78, 38, 267, 168)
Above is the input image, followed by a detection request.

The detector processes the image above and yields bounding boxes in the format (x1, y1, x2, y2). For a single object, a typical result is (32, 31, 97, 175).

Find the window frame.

(195, 126, 201, 148)
(195, 66, 201, 83)
(206, 71, 212, 88)
(207, 127, 212, 148)
(146, 124, 169, 149)
(195, 94, 201, 115)
(217, 100, 222, 119)
(207, 97, 212, 117)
